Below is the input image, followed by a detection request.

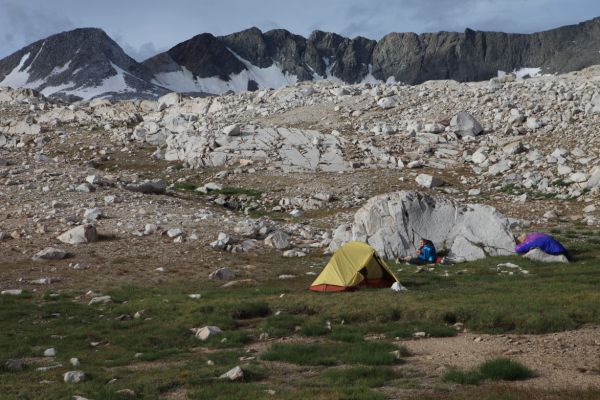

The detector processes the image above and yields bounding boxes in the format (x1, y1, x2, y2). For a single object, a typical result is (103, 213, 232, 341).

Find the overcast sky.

(1, 0, 599, 61)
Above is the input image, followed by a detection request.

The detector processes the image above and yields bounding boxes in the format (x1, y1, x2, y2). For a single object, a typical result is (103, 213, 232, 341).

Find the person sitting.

(409, 239, 437, 265)
(515, 232, 568, 257)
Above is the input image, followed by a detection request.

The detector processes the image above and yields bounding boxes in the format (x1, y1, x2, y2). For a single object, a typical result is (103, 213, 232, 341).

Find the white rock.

(83, 208, 104, 221)
(523, 248, 569, 263)
(195, 326, 222, 341)
(1, 289, 23, 296)
(44, 348, 56, 357)
(329, 191, 515, 261)
(57, 224, 98, 245)
(416, 174, 444, 188)
(471, 152, 487, 164)
(450, 112, 483, 137)
(167, 228, 184, 238)
(208, 267, 236, 280)
(569, 172, 589, 183)
(264, 230, 290, 250)
(223, 124, 241, 136)
(88, 295, 112, 305)
(158, 92, 181, 109)
(219, 366, 244, 381)
(32, 247, 67, 261)
(63, 371, 86, 383)
(377, 97, 396, 109)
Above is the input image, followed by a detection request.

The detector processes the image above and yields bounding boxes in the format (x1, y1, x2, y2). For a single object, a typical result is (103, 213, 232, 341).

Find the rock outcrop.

(329, 191, 515, 261)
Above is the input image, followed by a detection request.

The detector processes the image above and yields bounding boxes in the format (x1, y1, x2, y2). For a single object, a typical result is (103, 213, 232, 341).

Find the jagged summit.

(2, 17, 600, 100)
(0, 28, 167, 100)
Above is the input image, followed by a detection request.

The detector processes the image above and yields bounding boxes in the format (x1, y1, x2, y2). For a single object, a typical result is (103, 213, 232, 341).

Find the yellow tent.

(310, 241, 399, 292)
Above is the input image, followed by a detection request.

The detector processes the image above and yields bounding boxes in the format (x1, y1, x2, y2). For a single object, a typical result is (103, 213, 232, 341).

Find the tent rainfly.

(310, 241, 400, 292)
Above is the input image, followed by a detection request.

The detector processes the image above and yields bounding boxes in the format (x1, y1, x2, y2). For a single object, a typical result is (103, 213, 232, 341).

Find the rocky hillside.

(2, 18, 600, 99)
(0, 28, 167, 101)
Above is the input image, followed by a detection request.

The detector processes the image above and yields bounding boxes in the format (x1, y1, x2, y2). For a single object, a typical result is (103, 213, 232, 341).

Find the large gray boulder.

(329, 191, 515, 261)
(450, 112, 483, 137)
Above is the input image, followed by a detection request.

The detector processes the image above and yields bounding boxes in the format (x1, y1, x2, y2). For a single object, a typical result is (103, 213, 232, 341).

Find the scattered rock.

(416, 174, 444, 188)
(57, 224, 98, 245)
(88, 295, 112, 305)
(32, 247, 67, 261)
(264, 230, 290, 250)
(523, 248, 569, 263)
(63, 371, 86, 383)
(219, 365, 244, 381)
(195, 326, 222, 341)
(450, 112, 483, 137)
(208, 267, 236, 280)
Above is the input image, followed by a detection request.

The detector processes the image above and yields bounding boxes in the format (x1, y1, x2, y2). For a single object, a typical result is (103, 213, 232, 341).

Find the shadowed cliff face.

(145, 17, 600, 88)
(1, 17, 600, 99)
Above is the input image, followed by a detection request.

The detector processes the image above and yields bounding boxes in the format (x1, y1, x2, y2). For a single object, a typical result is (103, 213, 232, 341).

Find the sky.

(1, 0, 599, 61)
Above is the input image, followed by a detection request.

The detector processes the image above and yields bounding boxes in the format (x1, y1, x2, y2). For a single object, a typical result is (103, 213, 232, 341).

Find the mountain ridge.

(1, 17, 600, 100)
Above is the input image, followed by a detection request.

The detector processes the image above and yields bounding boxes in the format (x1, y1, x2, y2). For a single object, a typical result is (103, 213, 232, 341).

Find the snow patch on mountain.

(152, 50, 298, 95)
(0, 53, 34, 88)
(498, 67, 542, 79)
(360, 64, 382, 84)
(64, 63, 135, 100)
(50, 61, 72, 76)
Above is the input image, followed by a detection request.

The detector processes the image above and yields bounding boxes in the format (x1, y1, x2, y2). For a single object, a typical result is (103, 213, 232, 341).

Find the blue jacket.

(418, 242, 437, 263)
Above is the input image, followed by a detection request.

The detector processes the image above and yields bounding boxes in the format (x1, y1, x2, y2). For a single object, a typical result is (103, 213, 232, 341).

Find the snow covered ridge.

(152, 50, 299, 95)
(0, 54, 139, 100)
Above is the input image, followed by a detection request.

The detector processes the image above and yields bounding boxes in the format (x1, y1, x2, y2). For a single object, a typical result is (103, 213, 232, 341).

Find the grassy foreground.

(0, 232, 599, 399)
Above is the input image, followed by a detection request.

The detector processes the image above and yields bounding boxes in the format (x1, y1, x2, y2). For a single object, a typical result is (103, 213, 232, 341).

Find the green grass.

(322, 366, 397, 388)
(0, 232, 598, 399)
(261, 341, 403, 366)
(478, 358, 534, 381)
(444, 358, 533, 385)
(230, 302, 271, 320)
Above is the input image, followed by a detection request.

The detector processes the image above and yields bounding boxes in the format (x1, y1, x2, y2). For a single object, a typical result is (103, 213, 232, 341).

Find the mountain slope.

(2, 18, 600, 100)
(144, 17, 600, 95)
(0, 28, 167, 100)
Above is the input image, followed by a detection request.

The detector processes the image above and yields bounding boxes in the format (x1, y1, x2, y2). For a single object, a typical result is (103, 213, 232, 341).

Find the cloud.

(0, 1, 74, 57)
(113, 35, 165, 61)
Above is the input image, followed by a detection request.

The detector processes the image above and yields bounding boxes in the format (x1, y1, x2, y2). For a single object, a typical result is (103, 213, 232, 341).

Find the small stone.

(416, 174, 444, 188)
(70, 358, 80, 367)
(88, 295, 112, 305)
(44, 348, 56, 357)
(4, 359, 24, 371)
(1, 289, 23, 296)
(208, 267, 236, 280)
(116, 389, 136, 397)
(83, 208, 104, 221)
(32, 247, 67, 261)
(57, 224, 98, 245)
(195, 326, 222, 341)
(223, 124, 241, 136)
(264, 230, 290, 250)
(63, 371, 86, 383)
(167, 228, 184, 238)
(219, 365, 244, 381)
